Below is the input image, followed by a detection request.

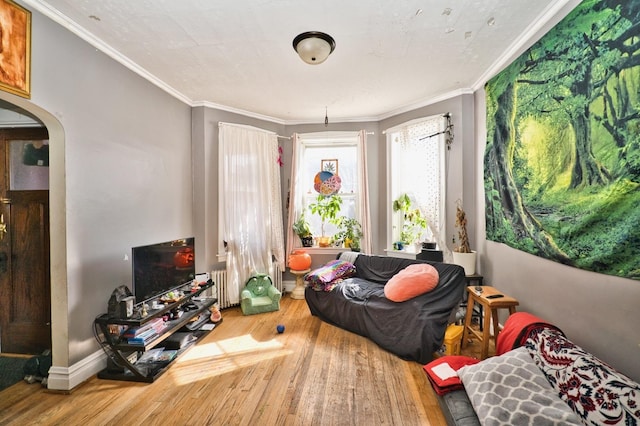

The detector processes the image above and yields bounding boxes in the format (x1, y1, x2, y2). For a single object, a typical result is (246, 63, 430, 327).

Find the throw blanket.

(495, 311, 564, 356)
(525, 328, 640, 425)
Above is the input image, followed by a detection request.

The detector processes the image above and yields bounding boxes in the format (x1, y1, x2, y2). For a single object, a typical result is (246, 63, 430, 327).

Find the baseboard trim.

(47, 350, 106, 391)
(283, 279, 295, 293)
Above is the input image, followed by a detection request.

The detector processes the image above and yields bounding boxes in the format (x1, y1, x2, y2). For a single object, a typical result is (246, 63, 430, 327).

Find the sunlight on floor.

(169, 334, 292, 386)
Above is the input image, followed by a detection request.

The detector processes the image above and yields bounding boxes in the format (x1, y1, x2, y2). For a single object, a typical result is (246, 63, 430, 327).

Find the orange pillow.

(384, 263, 439, 302)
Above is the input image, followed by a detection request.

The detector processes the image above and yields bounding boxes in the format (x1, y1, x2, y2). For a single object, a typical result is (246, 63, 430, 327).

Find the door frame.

(0, 93, 68, 379)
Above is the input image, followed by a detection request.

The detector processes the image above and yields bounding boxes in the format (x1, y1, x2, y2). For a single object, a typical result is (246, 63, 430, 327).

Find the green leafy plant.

(309, 194, 343, 237)
(392, 193, 427, 245)
(333, 216, 363, 250)
(292, 214, 312, 238)
(292, 213, 313, 247)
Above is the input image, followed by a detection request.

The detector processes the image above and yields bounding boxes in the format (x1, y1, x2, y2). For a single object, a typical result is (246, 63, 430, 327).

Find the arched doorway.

(0, 93, 67, 381)
(0, 124, 50, 353)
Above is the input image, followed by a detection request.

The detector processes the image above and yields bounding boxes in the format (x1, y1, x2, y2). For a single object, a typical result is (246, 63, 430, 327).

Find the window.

(286, 131, 371, 253)
(386, 115, 450, 252)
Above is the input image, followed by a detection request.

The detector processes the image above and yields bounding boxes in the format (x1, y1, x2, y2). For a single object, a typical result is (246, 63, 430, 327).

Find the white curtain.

(219, 122, 285, 304)
(285, 133, 301, 260)
(357, 130, 372, 254)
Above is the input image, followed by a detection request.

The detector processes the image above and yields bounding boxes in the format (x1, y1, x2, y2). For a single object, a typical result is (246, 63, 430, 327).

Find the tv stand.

(93, 281, 219, 383)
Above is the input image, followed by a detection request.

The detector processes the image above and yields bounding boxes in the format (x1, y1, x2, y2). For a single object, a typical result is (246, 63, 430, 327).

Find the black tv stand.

(93, 281, 219, 383)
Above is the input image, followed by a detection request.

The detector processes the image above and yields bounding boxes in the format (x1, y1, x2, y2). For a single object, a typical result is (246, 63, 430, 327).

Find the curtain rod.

(281, 131, 375, 141)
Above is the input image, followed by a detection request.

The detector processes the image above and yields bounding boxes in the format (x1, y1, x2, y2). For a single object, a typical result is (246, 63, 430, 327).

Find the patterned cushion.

(525, 328, 640, 425)
(458, 347, 583, 425)
(305, 260, 356, 291)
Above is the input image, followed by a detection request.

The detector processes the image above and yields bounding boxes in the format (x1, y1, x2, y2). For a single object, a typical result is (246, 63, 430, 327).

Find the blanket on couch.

(304, 254, 466, 364)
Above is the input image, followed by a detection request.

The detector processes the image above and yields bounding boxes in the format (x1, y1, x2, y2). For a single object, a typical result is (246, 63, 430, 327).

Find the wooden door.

(0, 128, 51, 354)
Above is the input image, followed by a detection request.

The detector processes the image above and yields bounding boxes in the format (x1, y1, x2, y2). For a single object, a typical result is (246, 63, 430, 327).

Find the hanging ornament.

(325, 106, 329, 127)
(314, 171, 341, 195)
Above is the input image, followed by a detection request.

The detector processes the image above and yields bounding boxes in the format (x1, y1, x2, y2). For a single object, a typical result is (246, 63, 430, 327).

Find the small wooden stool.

(461, 286, 518, 359)
(289, 269, 310, 300)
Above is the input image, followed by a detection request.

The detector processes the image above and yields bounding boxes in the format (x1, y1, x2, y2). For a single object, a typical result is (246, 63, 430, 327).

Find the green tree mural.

(485, 0, 640, 279)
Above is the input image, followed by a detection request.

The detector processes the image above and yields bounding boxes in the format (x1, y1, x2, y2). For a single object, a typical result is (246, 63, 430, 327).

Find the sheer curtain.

(386, 115, 448, 255)
(219, 122, 284, 304)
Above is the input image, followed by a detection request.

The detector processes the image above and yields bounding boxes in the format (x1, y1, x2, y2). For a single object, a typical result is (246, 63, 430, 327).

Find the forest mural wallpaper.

(485, 0, 640, 280)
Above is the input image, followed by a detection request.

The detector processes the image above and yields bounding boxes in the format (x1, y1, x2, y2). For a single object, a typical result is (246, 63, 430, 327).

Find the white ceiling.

(26, 0, 568, 124)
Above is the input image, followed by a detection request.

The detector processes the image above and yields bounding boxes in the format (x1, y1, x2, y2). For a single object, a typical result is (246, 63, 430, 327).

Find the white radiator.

(212, 262, 283, 309)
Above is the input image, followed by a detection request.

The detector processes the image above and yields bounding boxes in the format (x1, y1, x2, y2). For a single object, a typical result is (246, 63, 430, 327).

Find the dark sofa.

(304, 253, 466, 364)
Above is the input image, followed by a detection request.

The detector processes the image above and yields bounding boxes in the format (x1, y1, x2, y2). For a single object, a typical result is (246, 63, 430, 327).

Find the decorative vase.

(452, 250, 477, 276)
(301, 236, 314, 247)
(318, 236, 331, 247)
(288, 249, 312, 271)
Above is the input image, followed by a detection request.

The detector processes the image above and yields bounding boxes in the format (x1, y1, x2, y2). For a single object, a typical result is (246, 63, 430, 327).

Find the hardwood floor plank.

(0, 295, 451, 426)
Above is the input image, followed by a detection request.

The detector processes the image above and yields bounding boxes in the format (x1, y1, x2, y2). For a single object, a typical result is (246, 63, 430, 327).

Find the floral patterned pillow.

(525, 328, 640, 425)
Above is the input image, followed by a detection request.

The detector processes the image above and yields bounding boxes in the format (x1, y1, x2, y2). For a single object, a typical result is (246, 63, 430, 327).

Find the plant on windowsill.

(333, 216, 363, 251)
(292, 213, 313, 247)
(392, 193, 427, 248)
(309, 194, 343, 247)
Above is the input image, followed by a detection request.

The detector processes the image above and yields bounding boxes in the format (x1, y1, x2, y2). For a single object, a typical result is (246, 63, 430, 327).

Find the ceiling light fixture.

(293, 31, 336, 65)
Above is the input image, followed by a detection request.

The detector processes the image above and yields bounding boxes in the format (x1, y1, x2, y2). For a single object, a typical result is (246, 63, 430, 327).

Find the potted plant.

(392, 193, 427, 248)
(333, 216, 363, 251)
(452, 202, 476, 275)
(309, 194, 343, 247)
(292, 214, 313, 247)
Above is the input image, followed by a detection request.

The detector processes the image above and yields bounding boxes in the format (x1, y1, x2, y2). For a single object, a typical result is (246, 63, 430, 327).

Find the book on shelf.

(122, 318, 165, 338)
(128, 331, 159, 345)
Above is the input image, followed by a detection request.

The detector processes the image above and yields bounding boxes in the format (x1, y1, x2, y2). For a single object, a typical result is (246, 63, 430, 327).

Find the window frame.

(292, 131, 362, 252)
(385, 115, 448, 253)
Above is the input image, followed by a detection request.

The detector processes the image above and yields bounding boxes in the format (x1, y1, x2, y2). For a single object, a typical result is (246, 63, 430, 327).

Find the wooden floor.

(0, 295, 487, 426)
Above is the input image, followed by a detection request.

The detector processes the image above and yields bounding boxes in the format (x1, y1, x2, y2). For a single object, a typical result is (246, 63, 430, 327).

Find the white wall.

(21, 6, 194, 373)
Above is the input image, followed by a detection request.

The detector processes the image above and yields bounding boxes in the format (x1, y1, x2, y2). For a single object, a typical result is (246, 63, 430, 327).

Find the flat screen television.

(132, 237, 196, 304)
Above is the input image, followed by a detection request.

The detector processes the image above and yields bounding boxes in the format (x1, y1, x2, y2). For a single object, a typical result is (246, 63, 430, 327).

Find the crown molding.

(25, 0, 554, 127)
(472, 0, 580, 92)
(192, 101, 286, 125)
(23, 0, 192, 106)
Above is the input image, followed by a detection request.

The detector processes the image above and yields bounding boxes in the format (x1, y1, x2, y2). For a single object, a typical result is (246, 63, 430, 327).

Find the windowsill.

(384, 248, 421, 259)
(294, 247, 345, 255)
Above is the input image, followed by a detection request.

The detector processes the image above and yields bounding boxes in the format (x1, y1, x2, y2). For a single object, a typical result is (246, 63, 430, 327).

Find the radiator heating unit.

(212, 262, 283, 309)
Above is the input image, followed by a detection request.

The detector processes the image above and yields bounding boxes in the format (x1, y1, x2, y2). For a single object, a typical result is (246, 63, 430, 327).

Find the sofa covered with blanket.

(424, 312, 640, 425)
(304, 252, 467, 364)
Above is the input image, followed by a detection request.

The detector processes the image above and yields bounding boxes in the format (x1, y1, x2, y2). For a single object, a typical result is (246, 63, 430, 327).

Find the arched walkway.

(0, 92, 68, 379)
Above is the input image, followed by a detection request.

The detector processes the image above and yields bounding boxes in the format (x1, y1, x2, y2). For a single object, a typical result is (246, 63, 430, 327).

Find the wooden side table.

(289, 269, 310, 300)
(463, 274, 484, 328)
(464, 274, 483, 286)
(461, 286, 519, 359)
